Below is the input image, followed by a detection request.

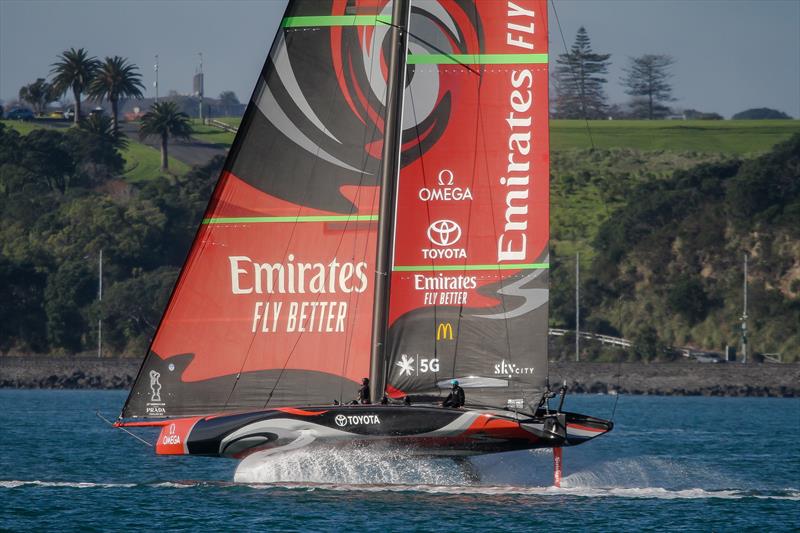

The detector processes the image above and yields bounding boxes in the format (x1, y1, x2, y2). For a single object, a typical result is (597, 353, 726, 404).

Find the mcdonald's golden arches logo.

(436, 322, 454, 341)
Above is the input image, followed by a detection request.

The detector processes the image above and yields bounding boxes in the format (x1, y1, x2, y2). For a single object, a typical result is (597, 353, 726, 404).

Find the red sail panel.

(123, 0, 394, 418)
(386, 0, 549, 407)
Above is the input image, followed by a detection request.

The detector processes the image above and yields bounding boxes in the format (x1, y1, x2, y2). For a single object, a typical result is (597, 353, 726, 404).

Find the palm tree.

(88, 56, 144, 134)
(139, 102, 192, 171)
(79, 114, 128, 150)
(50, 48, 99, 125)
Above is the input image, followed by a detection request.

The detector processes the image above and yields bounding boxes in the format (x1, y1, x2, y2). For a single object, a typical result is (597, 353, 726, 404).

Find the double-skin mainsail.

(119, 0, 610, 461)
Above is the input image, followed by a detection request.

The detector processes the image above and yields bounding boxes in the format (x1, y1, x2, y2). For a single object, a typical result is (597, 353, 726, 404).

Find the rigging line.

(228, 42, 343, 410)
(549, 0, 595, 150)
(264, 26, 385, 409)
(380, 14, 416, 396)
(405, 65, 439, 386)
(378, 19, 480, 76)
(338, 25, 385, 404)
(96, 411, 153, 448)
(451, 0, 486, 384)
(474, 68, 515, 393)
(610, 349, 623, 421)
(221, 83, 303, 410)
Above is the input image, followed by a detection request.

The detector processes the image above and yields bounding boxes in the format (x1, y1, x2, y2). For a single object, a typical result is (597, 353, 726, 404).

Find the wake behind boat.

(115, 0, 612, 481)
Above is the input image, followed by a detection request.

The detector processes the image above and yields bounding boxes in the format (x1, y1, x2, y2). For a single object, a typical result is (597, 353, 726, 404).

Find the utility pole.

(154, 55, 159, 103)
(197, 52, 204, 122)
(740, 254, 748, 363)
(98, 249, 103, 358)
(576, 252, 580, 362)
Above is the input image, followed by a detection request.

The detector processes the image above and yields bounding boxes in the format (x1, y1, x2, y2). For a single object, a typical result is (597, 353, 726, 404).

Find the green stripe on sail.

(202, 215, 379, 224)
(393, 263, 549, 272)
(406, 53, 548, 65)
(281, 15, 391, 27)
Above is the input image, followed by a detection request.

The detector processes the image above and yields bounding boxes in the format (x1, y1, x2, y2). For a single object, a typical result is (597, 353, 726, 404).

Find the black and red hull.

(120, 404, 612, 458)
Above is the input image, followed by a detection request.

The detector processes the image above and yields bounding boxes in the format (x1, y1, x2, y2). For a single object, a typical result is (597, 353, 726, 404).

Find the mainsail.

(123, 0, 549, 419)
(123, 0, 396, 418)
(384, 0, 550, 408)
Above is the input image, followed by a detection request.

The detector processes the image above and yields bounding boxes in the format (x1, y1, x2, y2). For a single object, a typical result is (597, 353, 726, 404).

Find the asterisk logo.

(396, 354, 415, 377)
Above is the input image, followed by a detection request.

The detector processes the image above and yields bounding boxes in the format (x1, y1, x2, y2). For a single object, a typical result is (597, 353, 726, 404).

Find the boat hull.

(127, 405, 612, 458)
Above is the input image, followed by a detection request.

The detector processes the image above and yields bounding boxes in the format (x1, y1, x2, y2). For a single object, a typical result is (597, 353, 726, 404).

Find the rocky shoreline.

(1, 356, 798, 397)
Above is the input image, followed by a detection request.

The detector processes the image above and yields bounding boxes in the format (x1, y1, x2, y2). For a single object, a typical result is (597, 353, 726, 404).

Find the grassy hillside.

(551, 120, 800, 154)
(121, 140, 189, 182)
(549, 136, 800, 362)
(0, 120, 189, 181)
(190, 122, 236, 148)
(201, 117, 800, 154)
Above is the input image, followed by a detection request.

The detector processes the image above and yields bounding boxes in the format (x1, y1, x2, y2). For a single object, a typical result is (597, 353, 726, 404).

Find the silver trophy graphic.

(149, 370, 162, 402)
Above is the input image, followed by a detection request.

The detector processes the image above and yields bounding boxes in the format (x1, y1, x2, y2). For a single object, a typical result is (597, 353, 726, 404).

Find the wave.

(0, 480, 135, 489)
(2, 479, 797, 501)
(243, 483, 800, 501)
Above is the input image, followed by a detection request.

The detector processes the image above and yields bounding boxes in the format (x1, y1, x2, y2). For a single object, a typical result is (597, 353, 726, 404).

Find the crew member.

(442, 379, 465, 408)
(357, 377, 371, 404)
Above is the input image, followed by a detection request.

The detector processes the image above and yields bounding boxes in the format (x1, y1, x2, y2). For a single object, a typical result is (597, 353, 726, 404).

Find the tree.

(139, 102, 192, 170)
(72, 115, 127, 180)
(218, 90, 240, 116)
(621, 54, 676, 119)
(19, 78, 56, 115)
(88, 56, 144, 134)
(666, 276, 710, 325)
(50, 48, 100, 125)
(682, 109, 723, 120)
(554, 27, 611, 119)
(732, 107, 792, 120)
(18, 129, 76, 193)
(78, 114, 128, 150)
(44, 261, 95, 353)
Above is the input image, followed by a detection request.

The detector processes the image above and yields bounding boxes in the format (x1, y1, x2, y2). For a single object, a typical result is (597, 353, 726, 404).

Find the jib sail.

(122, 0, 397, 418)
(384, 0, 550, 408)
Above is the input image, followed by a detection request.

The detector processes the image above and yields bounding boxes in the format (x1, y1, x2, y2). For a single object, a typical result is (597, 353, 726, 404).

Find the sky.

(1, 0, 798, 118)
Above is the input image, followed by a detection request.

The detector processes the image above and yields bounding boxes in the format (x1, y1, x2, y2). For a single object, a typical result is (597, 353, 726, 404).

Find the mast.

(370, 0, 410, 402)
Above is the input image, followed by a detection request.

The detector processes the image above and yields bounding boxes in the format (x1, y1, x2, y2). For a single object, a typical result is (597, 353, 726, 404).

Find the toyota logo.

(334, 414, 348, 427)
(427, 219, 462, 247)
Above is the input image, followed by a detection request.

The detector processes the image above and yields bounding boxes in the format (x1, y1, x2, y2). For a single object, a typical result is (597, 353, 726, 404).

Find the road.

(31, 119, 228, 168)
(119, 123, 227, 168)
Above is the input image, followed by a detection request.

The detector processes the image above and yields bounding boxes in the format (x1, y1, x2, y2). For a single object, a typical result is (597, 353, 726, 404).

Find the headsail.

(122, 0, 396, 418)
(384, 0, 550, 408)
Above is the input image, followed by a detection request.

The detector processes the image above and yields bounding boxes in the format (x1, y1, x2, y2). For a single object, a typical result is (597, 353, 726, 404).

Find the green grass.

(186, 117, 800, 155)
(121, 141, 190, 182)
(190, 122, 236, 148)
(214, 117, 241, 128)
(0, 119, 55, 135)
(551, 119, 800, 154)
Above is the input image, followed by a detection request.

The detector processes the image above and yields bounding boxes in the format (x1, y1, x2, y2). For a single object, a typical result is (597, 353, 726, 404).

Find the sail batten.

(406, 53, 549, 64)
(393, 263, 549, 271)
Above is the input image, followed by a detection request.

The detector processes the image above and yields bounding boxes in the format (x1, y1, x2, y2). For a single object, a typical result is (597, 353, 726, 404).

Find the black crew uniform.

(443, 384, 465, 408)
(358, 380, 371, 404)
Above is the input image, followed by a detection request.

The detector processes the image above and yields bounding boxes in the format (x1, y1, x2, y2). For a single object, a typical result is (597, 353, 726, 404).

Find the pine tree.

(621, 54, 676, 120)
(554, 27, 611, 119)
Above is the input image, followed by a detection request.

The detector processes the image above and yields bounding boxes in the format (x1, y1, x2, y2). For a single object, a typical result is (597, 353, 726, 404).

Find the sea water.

(0, 390, 797, 531)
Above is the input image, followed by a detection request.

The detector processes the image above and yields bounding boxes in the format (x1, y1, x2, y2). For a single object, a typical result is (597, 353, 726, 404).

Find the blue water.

(1, 391, 798, 531)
